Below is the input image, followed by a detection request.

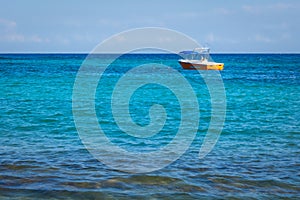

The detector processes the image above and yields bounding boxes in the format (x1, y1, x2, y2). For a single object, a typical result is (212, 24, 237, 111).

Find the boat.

(178, 47, 224, 70)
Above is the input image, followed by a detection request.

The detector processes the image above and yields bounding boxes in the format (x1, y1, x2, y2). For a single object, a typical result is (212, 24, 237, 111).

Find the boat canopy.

(179, 47, 211, 61)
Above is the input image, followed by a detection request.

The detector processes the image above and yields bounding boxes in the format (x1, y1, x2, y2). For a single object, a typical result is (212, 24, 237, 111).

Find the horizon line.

(0, 51, 300, 54)
(1, 51, 300, 54)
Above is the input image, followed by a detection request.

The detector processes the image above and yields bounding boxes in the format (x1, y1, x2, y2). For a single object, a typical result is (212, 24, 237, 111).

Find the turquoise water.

(0, 54, 299, 199)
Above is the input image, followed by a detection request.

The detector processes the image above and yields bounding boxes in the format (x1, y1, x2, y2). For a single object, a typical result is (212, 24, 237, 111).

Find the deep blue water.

(0, 53, 299, 199)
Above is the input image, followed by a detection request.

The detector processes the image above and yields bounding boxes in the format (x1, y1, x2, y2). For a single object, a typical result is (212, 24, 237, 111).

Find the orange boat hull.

(179, 61, 224, 70)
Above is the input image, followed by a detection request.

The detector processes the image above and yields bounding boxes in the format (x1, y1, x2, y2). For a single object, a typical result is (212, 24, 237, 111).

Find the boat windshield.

(179, 47, 211, 61)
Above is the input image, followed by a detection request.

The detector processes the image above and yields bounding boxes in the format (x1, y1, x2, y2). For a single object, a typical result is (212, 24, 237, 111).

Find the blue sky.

(0, 0, 299, 53)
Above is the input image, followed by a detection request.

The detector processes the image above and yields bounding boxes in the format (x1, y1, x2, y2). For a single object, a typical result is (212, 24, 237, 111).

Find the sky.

(0, 0, 299, 53)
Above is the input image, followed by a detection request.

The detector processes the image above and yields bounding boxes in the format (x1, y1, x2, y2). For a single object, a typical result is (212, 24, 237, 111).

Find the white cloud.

(0, 18, 24, 42)
(0, 33, 49, 43)
(242, 5, 262, 14)
(214, 8, 232, 15)
(0, 18, 16, 29)
(206, 33, 216, 43)
(281, 33, 291, 40)
(269, 2, 293, 10)
(29, 35, 49, 43)
(177, 12, 200, 19)
(242, 2, 298, 14)
(72, 33, 94, 43)
(98, 19, 121, 28)
(254, 34, 272, 43)
(0, 18, 49, 43)
(1, 33, 25, 42)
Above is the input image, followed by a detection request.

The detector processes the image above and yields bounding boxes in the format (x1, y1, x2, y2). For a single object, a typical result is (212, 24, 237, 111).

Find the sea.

(0, 53, 299, 199)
